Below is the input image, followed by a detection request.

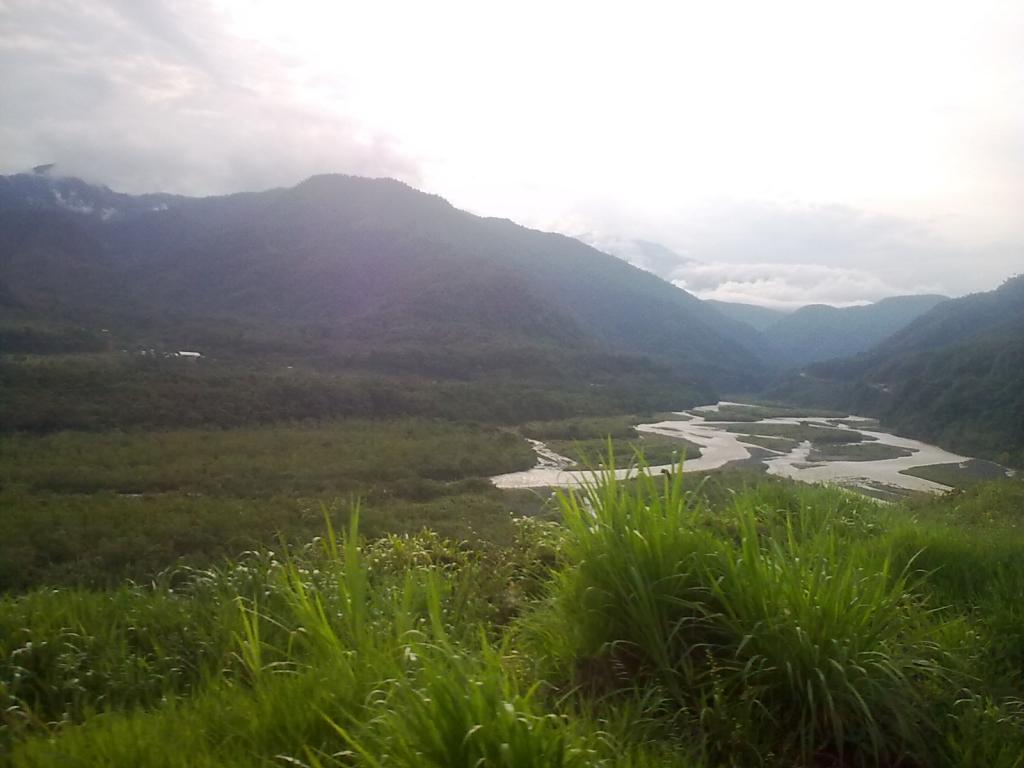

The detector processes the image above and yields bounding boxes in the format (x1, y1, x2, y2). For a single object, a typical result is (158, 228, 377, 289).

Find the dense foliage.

(0, 354, 708, 433)
(3, 468, 1024, 766)
(0, 172, 767, 390)
(752, 295, 947, 367)
(0, 418, 546, 591)
(2, 170, 1022, 767)
(771, 275, 1024, 467)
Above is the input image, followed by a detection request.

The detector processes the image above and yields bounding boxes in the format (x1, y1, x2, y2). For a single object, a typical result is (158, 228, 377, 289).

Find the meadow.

(520, 413, 702, 468)
(3, 451, 1024, 766)
(0, 420, 541, 591)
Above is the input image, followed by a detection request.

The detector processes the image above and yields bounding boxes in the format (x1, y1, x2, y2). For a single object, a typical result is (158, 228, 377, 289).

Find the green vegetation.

(734, 433, 799, 452)
(0, 488, 546, 593)
(827, 416, 881, 428)
(807, 441, 915, 462)
(724, 421, 872, 445)
(757, 294, 948, 367)
(771, 275, 1024, 468)
(4, 463, 1024, 766)
(0, 420, 542, 591)
(0, 171, 769, 391)
(521, 415, 701, 468)
(520, 415, 704, 468)
(0, 420, 534, 495)
(547, 433, 702, 469)
(697, 402, 843, 422)
(520, 415, 643, 441)
(900, 459, 1014, 489)
(0, 354, 707, 433)
(4, 154, 1023, 767)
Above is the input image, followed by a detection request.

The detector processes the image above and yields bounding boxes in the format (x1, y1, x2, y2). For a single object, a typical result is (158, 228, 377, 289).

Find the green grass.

(0, 419, 535, 496)
(0, 353, 710, 433)
(0, 419, 550, 591)
(735, 433, 799, 452)
(4, 456, 1024, 766)
(0, 487, 549, 591)
(520, 414, 702, 469)
(525, 465, 948, 765)
(696, 402, 845, 422)
(827, 416, 882, 429)
(900, 459, 1013, 489)
(807, 441, 915, 462)
(547, 433, 702, 469)
(724, 421, 874, 445)
(645, 411, 693, 422)
(520, 415, 649, 441)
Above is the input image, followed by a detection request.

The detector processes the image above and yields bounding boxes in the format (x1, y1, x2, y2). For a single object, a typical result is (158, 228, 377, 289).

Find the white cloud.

(0, 1, 420, 194)
(573, 198, 1017, 306)
(670, 261, 943, 310)
(0, 0, 1020, 303)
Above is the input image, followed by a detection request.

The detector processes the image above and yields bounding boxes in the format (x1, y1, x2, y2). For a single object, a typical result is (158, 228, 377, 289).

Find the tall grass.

(703, 511, 944, 763)
(5, 469, 1024, 766)
(527, 460, 953, 765)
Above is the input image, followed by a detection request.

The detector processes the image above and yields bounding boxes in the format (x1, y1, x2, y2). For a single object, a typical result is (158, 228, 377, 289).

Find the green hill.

(705, 299, 788, 331)
(707, 294, 948, 366)
(760, 294, 948, 366)
(770, 275, 1024, 465)
(0, 173, 767, 391)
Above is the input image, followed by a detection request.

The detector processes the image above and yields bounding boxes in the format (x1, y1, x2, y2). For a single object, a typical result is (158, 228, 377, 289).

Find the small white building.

(176, 351, 202, 359)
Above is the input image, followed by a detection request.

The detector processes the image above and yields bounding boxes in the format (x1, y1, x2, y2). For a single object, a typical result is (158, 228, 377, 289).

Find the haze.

(2, 0, 1021, 306)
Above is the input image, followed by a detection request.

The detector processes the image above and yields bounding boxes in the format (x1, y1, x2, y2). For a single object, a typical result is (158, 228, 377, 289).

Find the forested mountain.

(705, 294, 948, 367)
(771, 275, 1024, 465)
(759, 295, 948, 366)
(0, 172, 769, 391)
(705, 300, 788, 332)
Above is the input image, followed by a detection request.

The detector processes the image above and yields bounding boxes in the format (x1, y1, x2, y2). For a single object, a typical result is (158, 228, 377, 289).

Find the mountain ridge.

(0, 172, 766, 390)
(769, 275, 1024, 466)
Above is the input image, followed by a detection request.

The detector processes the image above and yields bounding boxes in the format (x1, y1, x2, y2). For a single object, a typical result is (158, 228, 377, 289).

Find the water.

(491, 402, 1009, 494)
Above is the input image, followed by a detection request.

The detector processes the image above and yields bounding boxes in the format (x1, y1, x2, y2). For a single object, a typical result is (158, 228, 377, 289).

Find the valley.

(1, 171, 1022, 767)
(5, 4, 1024, 763)
(494, 401, 1015, 497)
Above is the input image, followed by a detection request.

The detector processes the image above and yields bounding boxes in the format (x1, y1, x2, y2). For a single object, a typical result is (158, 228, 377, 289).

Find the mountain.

(0, 172, 770, 391)
(770, 275, 1024, 466)
(705, 300, 788, 332)
(760, 295, 948, 367)
(592, 236, 945, 367)
(0, 171, 182, 220)
(704, 294, 948, 367)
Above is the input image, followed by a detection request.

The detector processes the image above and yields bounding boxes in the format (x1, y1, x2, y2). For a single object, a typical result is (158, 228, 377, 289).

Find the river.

(491, 401, 1012, 496)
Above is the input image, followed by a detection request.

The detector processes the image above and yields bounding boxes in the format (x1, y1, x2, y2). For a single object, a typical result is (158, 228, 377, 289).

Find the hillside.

(705, 299, 788, 331)
(0, 172, 768, 391)
(770, 275, 1024, 465)
(761, 294, 949, 366)
(706, 294, 948, 367)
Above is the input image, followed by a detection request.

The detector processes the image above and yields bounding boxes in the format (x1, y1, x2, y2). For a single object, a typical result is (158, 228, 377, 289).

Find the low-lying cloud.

(670, 261, 943, 309)
(575, 201, 1010, 308)
(0, 1, 419, 194)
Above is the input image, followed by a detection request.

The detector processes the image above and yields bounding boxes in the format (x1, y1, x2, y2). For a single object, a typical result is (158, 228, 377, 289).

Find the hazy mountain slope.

(705, 300, 788, 332)
(770, 275, 1024, 465)
(0, 172, 769, 389)
(763, 294, 949, 366)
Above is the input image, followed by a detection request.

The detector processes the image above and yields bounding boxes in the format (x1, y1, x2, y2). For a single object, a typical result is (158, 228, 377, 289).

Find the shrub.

(532, 463, 951, 765)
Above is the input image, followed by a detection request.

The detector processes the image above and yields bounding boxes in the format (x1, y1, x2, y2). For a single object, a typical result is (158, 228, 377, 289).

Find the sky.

(2, 0, 1022, 308)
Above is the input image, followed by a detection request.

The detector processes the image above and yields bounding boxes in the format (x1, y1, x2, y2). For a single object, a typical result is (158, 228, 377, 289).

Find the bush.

(529, 464, 952, 765)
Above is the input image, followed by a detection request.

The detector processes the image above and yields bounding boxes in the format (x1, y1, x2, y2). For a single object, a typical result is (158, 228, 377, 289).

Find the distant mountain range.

(0, 172, 765, 390)
(704, 300, 786, 332)
(2, 171, 1019, 463)
(591, 236, 949, 368)
(709, 295, 950, 367)
(770, 275, 1024, 465)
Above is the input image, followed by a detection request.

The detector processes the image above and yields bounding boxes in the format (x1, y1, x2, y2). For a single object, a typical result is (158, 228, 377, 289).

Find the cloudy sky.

(2, 0, 1021, 307)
